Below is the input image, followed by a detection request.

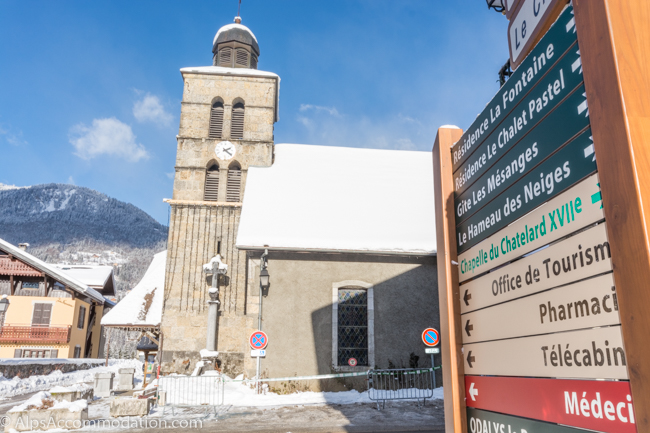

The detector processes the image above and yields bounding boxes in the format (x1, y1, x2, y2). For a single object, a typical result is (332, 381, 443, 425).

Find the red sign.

(348, 358, 357, 367)
(249, 331, 268, 350)
(465, 376, 637, 433)
(422, 328, 440, 347)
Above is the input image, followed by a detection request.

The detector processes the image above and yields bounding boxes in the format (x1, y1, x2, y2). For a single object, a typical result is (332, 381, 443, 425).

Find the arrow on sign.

(566, 10, 576, 33)
(572, 50, 582, 74)
(592, 183, 603, 209)
(465, 320, 474, 337)
(467, 351, 475, 368)
(463, 290, 472, 306)
(577, 92, 589, 117)
(469, 382, 479, 401)
(584, 136, 596, 162)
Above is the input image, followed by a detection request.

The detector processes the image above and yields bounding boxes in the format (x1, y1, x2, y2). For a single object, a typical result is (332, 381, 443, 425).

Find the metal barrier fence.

(157, 375, 224, 415)
(367, 366, 439, 410)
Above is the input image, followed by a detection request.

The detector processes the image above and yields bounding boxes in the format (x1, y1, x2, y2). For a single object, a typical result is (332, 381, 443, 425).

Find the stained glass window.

(338, 289, 368, 366)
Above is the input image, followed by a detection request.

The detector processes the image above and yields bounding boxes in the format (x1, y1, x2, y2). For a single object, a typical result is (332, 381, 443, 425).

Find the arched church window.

(208, 99, 224, 139)
(231, 101, 245, 140)
(218, 47, 232, 67)
(226, 161, 242, 202)
(337, 288, 369, 367)
(204, 164, 220, 202)
(235, 48, 249, 67)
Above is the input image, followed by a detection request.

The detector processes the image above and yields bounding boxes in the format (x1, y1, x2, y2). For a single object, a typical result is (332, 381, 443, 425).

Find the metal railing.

(367, 366, 440, 410)
(157, 375, 224, 415)
(0, 325, 71, 344)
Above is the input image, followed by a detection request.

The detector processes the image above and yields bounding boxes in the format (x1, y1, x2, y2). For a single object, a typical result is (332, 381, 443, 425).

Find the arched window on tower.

(231, 101, 245, 140)
(226, 161, 242, 202)
(208, 98, 224, 139)
(204, 163, 220, 201)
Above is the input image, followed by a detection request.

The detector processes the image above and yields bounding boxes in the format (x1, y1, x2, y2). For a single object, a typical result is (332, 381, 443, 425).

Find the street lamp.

(0, 295, 9, 313)
(486, 0, 506, 13)
(259, 249, 270, 295)
(259, 269, 270, 291)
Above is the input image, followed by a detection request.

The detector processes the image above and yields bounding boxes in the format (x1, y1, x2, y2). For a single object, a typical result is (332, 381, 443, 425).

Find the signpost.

(433, 1, 650, 431)
(422, 328, 440, 347)
(250, 331, 268, 350)
(465, 376, 636, 433)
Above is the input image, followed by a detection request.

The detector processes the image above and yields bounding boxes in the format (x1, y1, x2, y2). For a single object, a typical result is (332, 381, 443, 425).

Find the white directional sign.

(462, 273, 619, 344)
(460, 223, 612, 314)
(458, 173, 604, 283)
(463, 325, 628, 379)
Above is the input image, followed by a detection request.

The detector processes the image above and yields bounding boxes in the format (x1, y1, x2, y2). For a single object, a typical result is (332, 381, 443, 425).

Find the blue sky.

(0, 1, 509, 224)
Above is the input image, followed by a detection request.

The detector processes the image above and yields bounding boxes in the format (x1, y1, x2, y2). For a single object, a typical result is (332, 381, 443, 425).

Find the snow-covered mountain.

(0, 183, 167, 248)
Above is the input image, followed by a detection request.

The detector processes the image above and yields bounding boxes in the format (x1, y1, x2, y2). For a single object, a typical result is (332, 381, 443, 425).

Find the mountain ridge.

(0, 183, 168, 248)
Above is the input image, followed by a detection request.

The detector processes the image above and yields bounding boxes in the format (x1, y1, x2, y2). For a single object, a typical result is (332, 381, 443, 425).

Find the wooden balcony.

(0, 326, 71, 344)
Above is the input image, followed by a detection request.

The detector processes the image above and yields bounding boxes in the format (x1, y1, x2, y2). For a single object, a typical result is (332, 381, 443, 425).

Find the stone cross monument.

(202, 255, 228, 352)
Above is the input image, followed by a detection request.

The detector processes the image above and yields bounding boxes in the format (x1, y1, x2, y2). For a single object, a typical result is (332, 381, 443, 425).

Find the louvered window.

(226, 165, 242, 202)
(32, 303, 52, 327)
(235, 48, 249, 67)
(204, 165, 220, 202)
(250, 55, 258, 70)
(231, 103, 245, 140)
(208, 100, 224, 139)
(219, 47, 232, 67)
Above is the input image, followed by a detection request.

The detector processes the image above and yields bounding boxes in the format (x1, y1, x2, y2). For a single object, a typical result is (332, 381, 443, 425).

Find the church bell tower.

(160, 16, 279, 376)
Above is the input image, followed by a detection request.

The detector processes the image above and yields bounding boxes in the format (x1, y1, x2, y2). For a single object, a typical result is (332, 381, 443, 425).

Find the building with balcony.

(0, 239, 114, 359)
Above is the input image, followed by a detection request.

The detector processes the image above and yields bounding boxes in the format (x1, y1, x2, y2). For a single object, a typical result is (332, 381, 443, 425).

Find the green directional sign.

(454, 46, 585, 196)
(452, 5, 578, 172)
(455, 86, 590, 224)
(457, 128, 596, 254)
(467, 407, 593, 433)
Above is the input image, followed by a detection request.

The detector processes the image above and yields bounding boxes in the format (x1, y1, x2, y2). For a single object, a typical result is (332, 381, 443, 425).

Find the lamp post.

(0, 294, 9, 327)
(256, 249, 270, 393)
(486, 0, 506, 13)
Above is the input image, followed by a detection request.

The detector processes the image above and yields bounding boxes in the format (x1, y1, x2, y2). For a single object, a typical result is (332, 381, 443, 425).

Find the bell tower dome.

(212, 17, 260, 69)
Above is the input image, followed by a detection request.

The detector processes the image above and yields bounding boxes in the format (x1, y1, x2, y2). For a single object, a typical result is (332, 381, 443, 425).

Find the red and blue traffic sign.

(422, 328, 440, 347)
(249, 330, 268, 350)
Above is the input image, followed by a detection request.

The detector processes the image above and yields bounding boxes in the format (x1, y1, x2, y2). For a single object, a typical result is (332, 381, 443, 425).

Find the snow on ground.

(8, 391, 87, 413)
(0, 359, 143, 398)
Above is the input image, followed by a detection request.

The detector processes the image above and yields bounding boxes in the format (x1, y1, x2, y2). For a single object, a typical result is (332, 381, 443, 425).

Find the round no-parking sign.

(249, 331, 268, 350)
(422, 328, 440, 347)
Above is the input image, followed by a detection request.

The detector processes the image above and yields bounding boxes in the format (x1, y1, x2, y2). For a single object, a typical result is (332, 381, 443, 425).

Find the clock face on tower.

(215, 141, 236, 160)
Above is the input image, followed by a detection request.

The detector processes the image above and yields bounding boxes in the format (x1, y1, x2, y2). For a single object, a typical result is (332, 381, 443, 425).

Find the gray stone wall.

(246, 251, 440, 386)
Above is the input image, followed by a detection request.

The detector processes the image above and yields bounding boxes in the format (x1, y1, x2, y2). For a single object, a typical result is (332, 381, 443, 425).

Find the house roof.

(236, 144, 437, 256)
(0, 238, 105, 303)
(51, 265, 113, 288)
(101, 250, 166, 328)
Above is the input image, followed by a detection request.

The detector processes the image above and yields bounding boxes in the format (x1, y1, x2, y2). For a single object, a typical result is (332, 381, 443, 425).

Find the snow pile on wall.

(0, 359, 142, 398)
(237, 144, 437, 255)
(101, 250, 166, 327)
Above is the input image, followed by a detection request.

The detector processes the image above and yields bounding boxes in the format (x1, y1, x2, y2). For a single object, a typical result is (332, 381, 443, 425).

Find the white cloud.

(293, 109, 434, 152)
(133, 93, 173, 126)
(0, 125, 27, 146)
(299, 104, 340, 117)
(166, 172, 175, 180)
(69, 118, 149, 162)
(67, 176, 75, 185)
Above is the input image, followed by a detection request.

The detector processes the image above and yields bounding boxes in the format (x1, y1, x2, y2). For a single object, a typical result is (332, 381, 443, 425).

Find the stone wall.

(0, 360, 105, 379)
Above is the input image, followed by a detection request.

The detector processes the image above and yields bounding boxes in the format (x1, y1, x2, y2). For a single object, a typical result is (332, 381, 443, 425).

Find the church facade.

(160, 18, 440, 383)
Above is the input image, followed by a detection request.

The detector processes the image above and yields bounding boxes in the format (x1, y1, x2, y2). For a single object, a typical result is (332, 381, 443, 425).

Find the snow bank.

(8, 391, 87, 413)
(0, 359, 143, 398)
(48, 383, 91, 394)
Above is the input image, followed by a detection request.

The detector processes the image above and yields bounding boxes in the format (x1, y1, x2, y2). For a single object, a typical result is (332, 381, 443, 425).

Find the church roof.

(212, 23, 260, 56)
(236, 144, 437, 256)
(101, 250, 166, 328)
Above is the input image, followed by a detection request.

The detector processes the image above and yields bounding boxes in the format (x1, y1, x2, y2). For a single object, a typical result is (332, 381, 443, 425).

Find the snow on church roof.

(101, 250, 166, 328)
(236, 144, 437, 255)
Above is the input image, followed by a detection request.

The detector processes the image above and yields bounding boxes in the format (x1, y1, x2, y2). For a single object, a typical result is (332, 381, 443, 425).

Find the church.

(159, 17, 440, 383)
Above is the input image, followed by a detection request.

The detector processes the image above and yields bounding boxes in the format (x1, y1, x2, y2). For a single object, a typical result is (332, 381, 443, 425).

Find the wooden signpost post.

(433, 1, 650, 432)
